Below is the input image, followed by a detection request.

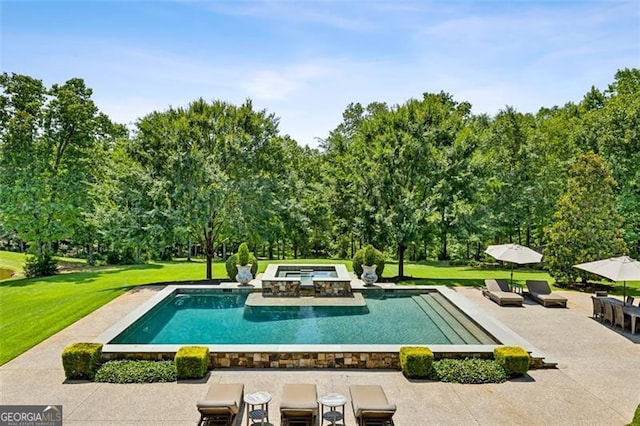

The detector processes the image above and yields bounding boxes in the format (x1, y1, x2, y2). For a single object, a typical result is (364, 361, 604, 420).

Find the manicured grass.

(0, 251, 26, 277)
(0, 256, 227, 365)
(1, 250, 638, 366)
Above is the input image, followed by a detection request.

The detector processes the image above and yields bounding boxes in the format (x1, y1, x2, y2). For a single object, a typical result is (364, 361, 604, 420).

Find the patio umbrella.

(574, 256, 640, 305)
(485, 244, 543, 287)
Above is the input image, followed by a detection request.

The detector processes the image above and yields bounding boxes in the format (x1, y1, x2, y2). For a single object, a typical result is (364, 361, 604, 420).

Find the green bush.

(399, 346, 434, 378)
(493, 346, 530, 377)
(352, 245, 385, 277)
(432, 358, 508, 384)
(175, 346, 209, 379)
(24, 252, 58, 278)
(94, 360, 177, 383)
(225, 254, 258, 280)
(628, 403, 640, 426)
(62, 343, 103, 380)
(237, 243, 250, 266)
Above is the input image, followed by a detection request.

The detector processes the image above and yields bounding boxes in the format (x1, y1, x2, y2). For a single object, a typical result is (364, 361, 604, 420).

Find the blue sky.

(2, 1, 639, 148)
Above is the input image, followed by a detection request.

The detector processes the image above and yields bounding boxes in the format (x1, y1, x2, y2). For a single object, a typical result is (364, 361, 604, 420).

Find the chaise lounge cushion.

(483, 279, 523, 306)
(197, 383, 244, 416)
(280, 383, 318, 419)
(350, 385, 396, 421)
(526, 280, 567, 308)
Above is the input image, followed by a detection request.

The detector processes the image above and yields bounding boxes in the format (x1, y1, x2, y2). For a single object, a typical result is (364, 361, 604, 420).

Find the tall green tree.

(545, 153, 627, 284)
(0, 73, 116, 269)
(132, 99, 282, 279)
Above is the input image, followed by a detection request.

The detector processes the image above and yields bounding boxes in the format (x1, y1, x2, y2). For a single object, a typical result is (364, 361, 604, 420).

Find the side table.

(244, 391, 271, 426)
(318, 392, 347, 425)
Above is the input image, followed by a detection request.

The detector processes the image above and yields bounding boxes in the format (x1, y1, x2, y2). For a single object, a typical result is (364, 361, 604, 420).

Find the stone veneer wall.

(212, 352, 399, 369)
(102, 351, 400, 369)
(313, 280, 352, 297)
(261, 280, 300, 297)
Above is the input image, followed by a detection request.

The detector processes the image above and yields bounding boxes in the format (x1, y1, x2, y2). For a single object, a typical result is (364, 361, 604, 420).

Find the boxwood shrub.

(175, 346, 209, 379)
(399, 346, 434, 378)
(432, 358, 508, 384)
(493, 346, 530, 377)
(94, 360, 177, 383)
(628, 403, 640, 426)
(62, 342, 103, 380)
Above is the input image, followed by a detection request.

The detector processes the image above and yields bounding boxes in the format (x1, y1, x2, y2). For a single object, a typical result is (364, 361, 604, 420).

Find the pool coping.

(97, 284, 550, 365)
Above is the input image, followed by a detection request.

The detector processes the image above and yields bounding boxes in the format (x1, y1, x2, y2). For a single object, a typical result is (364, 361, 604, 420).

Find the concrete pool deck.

(1, 285, 639, 425)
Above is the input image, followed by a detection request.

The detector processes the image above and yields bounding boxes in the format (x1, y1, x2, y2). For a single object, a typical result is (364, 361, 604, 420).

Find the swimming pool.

(109, 289, 497, 345)
(98, 284, 545, 368)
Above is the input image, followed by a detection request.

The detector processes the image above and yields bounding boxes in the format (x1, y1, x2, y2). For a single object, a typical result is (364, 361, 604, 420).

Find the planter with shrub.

(225, 243, 258, 284)
(353, 244, 385, 284)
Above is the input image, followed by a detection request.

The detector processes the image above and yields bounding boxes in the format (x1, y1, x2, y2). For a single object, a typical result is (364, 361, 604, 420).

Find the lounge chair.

(525, 280, 568, 308)
(350, 385, 396, 426)
(483, 279, 523, 306)
(197, 383, 244, 426)
(280, 383, 318, 426)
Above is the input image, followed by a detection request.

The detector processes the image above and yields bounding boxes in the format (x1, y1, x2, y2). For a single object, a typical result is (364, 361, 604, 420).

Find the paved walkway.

(1, 285, 639, 425)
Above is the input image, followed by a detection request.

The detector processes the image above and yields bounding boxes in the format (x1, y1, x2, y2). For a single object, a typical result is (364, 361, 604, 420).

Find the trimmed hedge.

(352, 244, 385, 277)
(400, 346, 434, 378)
(225, 254, 258, 280)
(94, 360, 177, 383)
(493, 346, 530, 377)
(629, 403, 640, 426)
(175, 346, 209, 379)
(432, 358, 508, 384)
(62, 342, 103, 380)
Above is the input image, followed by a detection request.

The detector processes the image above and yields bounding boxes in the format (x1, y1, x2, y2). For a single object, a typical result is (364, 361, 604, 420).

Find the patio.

(1, 285, 639, 425)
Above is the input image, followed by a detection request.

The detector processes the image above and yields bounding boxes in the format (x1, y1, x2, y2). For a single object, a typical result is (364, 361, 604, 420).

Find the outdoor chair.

(350, 385, 396, 426)
(626, 296, 635, 305)
(483, 279, 523, 307)
(613, 303, 630, 332)
(525, 280, 568, 308)
(197, 383, 244, 426)
(602, 301, 614, 325)
(591, 296, 604, 321)
(280, 383, 318, 426)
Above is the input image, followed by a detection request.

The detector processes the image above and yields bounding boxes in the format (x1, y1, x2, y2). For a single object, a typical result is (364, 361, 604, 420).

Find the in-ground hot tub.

(260, 264, 353, 296)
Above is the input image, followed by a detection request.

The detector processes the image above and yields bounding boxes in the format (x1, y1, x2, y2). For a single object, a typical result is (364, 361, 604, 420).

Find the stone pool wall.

(102, 351, 400, 369)
(313, 280, 352, 296)
(261, 280, 300, 297)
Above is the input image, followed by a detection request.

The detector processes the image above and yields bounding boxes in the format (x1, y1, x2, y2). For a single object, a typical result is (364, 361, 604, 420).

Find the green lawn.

(1, 251, 638, 366)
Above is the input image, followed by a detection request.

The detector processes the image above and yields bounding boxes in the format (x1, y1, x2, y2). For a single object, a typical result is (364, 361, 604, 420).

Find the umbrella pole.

(624, 281, 626, 306)
(510, 263, 514, 289)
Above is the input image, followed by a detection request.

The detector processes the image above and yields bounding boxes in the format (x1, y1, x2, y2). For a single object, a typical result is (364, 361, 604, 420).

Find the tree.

(0, 73, 117, 271)
(583, 68, 640, 257)
(545, 153, 627, 284)
(132, 99, 283, 279)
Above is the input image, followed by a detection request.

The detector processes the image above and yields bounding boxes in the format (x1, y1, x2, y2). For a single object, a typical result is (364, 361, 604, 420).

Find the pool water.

(110, 290, 497, 345)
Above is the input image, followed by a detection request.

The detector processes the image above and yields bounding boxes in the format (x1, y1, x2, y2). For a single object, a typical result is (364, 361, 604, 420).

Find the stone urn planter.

(235, 264, 253, 285)
(361, 264, 378, 286)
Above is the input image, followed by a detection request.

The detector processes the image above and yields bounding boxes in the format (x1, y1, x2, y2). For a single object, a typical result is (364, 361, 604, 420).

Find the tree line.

(1, 69, 638, 282)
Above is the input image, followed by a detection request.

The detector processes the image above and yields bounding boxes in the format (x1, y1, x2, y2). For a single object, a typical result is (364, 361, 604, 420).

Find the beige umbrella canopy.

(485, 244, 543, 286)
(574, 256, 640, 305)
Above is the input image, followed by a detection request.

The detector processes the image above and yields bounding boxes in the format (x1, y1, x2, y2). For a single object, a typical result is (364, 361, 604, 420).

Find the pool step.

(416, 295, 482, 344)
(411, 296, 467, 344)
(424, 294, 497, 345)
